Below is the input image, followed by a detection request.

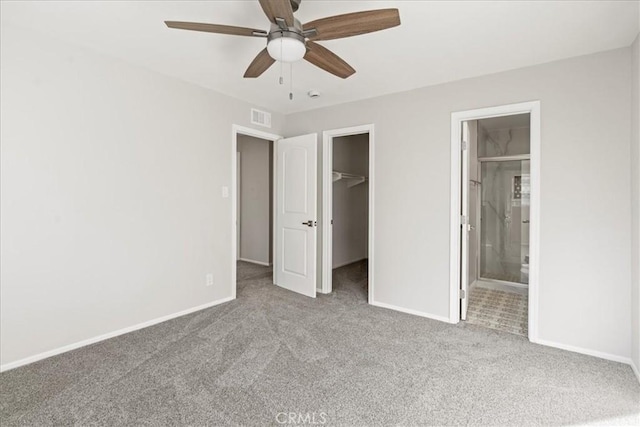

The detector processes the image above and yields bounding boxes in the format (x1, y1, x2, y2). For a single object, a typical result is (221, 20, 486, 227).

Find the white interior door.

(275, 134, 317, 298)
(460, 122, 470, 320)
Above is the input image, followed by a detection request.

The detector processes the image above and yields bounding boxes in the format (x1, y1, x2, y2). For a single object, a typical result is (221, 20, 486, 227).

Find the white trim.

(532, 338, 632, 365)
(322, 131, 332, 294)
(449, 101, 541, 344)
(236, 151, 241, 260)
(238, 257, 271, 267)
(631, 360, 640, 384)
(321, 124, 375, 304)
(371, 300, 453, 324)
(0, 296, 234, 372)
(460, 121, 470, 319)
(332, 257, 368, 270)
(232, 125, 282, 298)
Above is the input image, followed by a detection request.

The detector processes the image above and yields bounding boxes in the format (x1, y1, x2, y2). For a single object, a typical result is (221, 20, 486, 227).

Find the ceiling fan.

(165, 0, 401, 79)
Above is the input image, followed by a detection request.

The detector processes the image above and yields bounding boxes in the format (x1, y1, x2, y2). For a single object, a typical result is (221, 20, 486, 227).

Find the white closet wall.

(333, 134, 369, 268)
(238, 135, 273, 265)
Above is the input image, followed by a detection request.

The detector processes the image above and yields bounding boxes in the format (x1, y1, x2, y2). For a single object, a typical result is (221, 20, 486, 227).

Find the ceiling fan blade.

(303, 9, 400, 41)
(165, 21, 267, 37)
(304, 41, 355, 79)
(258, 0, 294, 27)
(244, 48, 276, 78)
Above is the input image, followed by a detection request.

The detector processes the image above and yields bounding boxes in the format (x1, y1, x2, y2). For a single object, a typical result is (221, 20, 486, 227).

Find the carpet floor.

(1, 261, 639, 426)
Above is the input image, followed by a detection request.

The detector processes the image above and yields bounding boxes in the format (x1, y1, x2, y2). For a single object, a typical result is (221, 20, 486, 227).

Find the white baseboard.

(533, 338, 632, 365)
(332, 257, 367, 270)
(630, 360, 640, 384)
(238, 257, 271, 267)
(371, 300, 453, 324)
(0, 296, 235, 373)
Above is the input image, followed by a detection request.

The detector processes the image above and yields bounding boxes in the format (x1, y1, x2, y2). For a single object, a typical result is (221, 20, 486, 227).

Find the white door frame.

(236, 152, 241, 260)
(449, 101, 541, 342)
(231, 125, 282, 299)
(460, 122, 470, 320)
(321, 124, 375, 304)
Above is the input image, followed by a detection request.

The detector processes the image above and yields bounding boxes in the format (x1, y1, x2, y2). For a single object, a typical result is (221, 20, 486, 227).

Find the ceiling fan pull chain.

(289, 63, 293, 100)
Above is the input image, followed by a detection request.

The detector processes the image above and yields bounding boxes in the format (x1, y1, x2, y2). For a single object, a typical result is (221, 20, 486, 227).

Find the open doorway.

(463, 114, 531, 336)
(232, 126, 319, 299)
(231, 126, 281, 298)
(450, 102, 540, 341)
(237, 134, 273, 278)
(322, 125, 374, 303)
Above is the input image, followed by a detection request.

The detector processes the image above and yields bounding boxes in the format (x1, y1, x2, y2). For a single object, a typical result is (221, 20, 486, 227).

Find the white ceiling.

(2, 1, 639, 114)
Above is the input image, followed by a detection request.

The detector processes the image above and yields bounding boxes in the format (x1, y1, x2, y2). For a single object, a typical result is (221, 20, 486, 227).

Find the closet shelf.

(332, 171, 368, 188)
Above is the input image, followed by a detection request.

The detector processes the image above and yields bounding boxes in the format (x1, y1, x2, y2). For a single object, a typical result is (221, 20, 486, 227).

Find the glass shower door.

(480, 160, 530, 285)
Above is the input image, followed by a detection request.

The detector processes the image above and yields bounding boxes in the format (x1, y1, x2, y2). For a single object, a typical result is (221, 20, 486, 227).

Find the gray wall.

(1, 21, 638, 370)
(332, 134, 369, 268)
(285, 47, 633, 360)
(631, 34, 640, 374)
(0, 25, 283, 366)
(237, 135, 273, 265)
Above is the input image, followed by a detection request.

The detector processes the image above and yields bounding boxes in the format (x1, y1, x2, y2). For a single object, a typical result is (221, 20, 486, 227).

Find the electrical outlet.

(206, 273, 214, 287)
(221, 186, 229, 198)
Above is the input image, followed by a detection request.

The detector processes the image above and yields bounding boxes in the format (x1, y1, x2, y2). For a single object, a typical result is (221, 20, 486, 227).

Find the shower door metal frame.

(449, 101, 541, 343)
(477, 155, 531, 288)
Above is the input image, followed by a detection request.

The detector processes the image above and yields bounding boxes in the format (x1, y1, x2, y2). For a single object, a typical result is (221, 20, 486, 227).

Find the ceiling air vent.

(251, 108, 271, 128)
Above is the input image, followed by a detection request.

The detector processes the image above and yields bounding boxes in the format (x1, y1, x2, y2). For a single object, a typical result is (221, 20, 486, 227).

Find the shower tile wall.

(479, 124, 530, 284)
(479, 127, 530, 157)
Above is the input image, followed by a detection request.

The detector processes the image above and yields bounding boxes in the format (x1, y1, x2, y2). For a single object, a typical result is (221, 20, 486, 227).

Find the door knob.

(522, 220, 530, 224)
(302, 220, 315, 227)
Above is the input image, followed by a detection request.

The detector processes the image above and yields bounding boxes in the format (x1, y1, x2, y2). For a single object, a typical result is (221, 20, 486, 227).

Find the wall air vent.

(251, 108, 272, 128)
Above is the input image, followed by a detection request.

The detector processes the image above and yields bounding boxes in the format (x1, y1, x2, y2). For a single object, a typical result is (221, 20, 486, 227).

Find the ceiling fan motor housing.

(266, 19, 306, 62)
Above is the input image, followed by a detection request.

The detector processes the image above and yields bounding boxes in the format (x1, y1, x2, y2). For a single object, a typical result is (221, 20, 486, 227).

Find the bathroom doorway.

(470, 115, 530, 335)
(449, 102, 540, 341)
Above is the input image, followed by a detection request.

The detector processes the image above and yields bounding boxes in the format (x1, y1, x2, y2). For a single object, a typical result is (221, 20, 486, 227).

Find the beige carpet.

(466, 286, 528, 336)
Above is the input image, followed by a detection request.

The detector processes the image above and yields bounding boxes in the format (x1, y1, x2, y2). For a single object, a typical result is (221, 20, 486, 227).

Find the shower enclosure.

(479, 158, 530, 285)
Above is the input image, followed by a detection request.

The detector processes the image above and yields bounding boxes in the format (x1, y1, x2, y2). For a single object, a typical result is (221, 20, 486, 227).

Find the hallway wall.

(237, 135, 272, 265)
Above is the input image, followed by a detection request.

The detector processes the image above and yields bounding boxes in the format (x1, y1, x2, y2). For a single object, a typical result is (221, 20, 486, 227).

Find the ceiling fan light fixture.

(267, 33, 306, 63)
